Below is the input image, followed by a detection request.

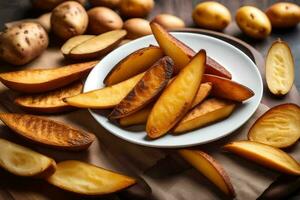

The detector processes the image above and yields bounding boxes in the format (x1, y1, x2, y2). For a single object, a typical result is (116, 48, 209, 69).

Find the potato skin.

(89, 0, 120, 9)
(192, 1, 231, 31)
(266, 2, 300, 28)
(0, 22, 48, 66)
(87, 7, 123, 34)
(31, 0, 86, 11)
(123, 18, 152, 39)
(152, 14, 185, 29)
(51, 1, 88, 40)
(236, 6, 271, 39)
(119, 0, 154, 18)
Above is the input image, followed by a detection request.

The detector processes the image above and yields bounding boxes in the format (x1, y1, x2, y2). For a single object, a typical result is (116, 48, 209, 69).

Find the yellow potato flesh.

(61, 35, 95, 55)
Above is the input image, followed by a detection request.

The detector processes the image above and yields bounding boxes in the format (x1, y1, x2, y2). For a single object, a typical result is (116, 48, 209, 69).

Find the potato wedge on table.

(65, 73, 144, 109)
(0, 138, 56, 178)
(61, 35, 95, 57)
(248, 103, 300, 148)
(0, 113, 95, 151)
(179, 149, 235, 198)
(224, 141, 300, 175)
(110, 56, 173, 119)
(0, 61, 97, 93)
(173, 98, 236, 133)
(202, 74, 254, 102)
(150, 21, 231, 79)
(146, 50, 206, 139)
(14, 81, 83, 114)
(47, 160, 136, 196)
(104, 45, 164, 85)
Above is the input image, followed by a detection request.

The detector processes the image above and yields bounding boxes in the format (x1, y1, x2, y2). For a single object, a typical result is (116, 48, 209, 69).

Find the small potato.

(119, 0, 154, 18)
(123, 18, 152, 39)
(192, 2, 231, 31)
(89, 0, 120, 9)
(36, 13, 51, 32)
(87, 7, 123, 34)
(152, 14, 185, 29)
(0, 22, 48, 66)
(51, 1, 88, 40)
(236, 6, 271, 39)
(31, 0, 86, 11)
(266, 2, 300, 28)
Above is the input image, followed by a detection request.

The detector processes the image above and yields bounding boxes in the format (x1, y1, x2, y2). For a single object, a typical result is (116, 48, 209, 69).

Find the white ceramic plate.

(84, 33, 263, 148)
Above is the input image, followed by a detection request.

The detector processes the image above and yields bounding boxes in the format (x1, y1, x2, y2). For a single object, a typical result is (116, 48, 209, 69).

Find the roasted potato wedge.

(173, 98, 236, 133)
(0, 113, 95, 151)
(47, 160, 136, 196)
(179, 149, 235, 197)
(146, 50, 206, 138)
(61, 35, 95, 57)
(202, 74, 254, 102)
(104, 45, 164, 85)
(65, 73, 144, 109)
(248, 103, 300, 148)
(14, 82, 83, 114)
(109, 56, 173, 119)
(224, 141, 300, 175)
(0, 138, 56, 178)
(68, 30, 126, 59)
(150, 21, 231, 79)
(0, 61, 97, 93)
(266, 39, 294, 96)
(191, 82, 212, 108)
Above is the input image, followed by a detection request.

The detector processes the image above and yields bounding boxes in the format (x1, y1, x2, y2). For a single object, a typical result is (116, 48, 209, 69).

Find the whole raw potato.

(31, 0, 86, 11)
(51, 1, 88, 40)
(123, 18, 152, 39)
(0, 22, 48, 65)
(119, 0, 154, 18)
(236, 6, 271, 39)
(192, 1, 231, 31)
(266, 2, 300, 28)
(89, 0, 120, 8)
(152, 14, 185, 29)
(87, 7, 123, 34)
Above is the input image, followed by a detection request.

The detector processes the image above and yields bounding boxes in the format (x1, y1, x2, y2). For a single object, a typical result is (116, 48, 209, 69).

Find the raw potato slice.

(119, 83, 212, 126)
(109, 56, 173, 119)
(61, 35, 95, 57)
(65, 73, 144, 109)
(178, 149, 235, 197)
(224, 141, 300, 175)
(69, 30, 127, 59)
(266, 39, 294, 96)
(146, 50, 206, 138)
(0, 113, 95, 151)
(173, 98, 236, 133)
(47, 160, 136, 196)
(0, 138, 56, 178)
(14, 82, 83, 114)
(202, 74, 254, 102)
(104, 45, 164, 85)
(248, 103, 300, 148)
(0, 61, 97, 93)
(150, 21, 231, 79)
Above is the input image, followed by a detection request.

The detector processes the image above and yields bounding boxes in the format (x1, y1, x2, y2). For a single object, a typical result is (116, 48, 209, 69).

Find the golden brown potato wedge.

(173, 98, 236, 133)
(179, 149, 235, 198)
(65, 73, 144, 109)
(61, 35, 95, 57)
(150, 21, 231, 79)
(266, 39, 294, 96)
(14, 81, 83, 114)
(68, 30, 127, 59)
(0, 138, 56, 178)
(0, 61, 97, 93)
(0, 113, 95, 151)
(104, 45, 164, 85)
(191, 82, 212, 108)
(202, 74, 254, 102)
(224, 141, 300, 175)
(146, 50, 206, 138)
(248, 103, 300, 148)
(109, 56, 173, 119)
(47, 160, 136, 196)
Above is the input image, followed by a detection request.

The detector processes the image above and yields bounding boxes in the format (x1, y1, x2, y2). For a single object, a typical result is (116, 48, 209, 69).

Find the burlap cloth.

(0, 32, 299, 200)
